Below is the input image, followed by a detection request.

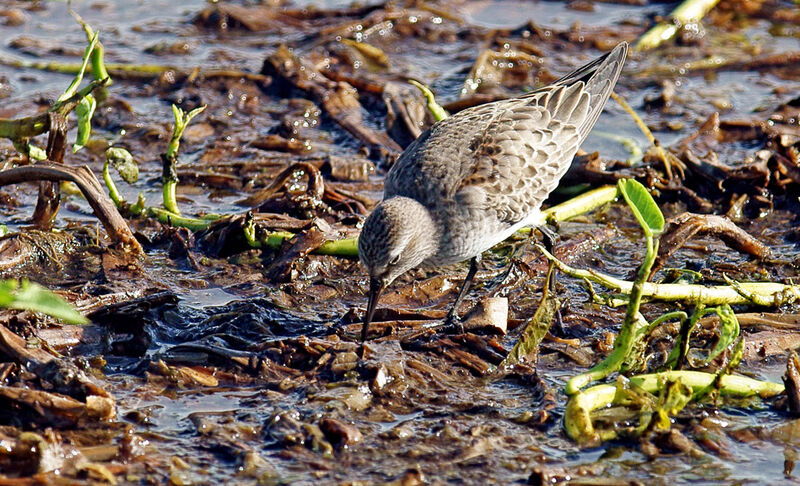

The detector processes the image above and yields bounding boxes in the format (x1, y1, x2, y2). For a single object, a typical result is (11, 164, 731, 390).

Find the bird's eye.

(389, 254, 401, 266)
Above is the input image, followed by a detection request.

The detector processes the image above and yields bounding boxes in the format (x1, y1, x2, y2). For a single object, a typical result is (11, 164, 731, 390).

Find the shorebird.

(358, 42, 628, 342)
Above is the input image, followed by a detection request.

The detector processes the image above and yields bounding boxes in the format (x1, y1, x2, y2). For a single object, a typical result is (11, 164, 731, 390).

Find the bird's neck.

(388, 196, 440, 259)
(414, 201, 440, 257)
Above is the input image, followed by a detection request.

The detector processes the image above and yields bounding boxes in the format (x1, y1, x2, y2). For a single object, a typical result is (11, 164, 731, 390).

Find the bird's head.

(358, 196, 438, 340)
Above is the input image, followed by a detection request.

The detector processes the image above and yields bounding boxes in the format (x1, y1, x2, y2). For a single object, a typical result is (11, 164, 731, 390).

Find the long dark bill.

(362, 277, 384, 343)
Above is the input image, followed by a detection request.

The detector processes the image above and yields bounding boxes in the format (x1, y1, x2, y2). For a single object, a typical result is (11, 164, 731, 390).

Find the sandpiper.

(358, 42, 628, 342)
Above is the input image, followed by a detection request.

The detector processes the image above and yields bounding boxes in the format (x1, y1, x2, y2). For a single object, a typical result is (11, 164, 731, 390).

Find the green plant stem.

(647, 311, 688, 333)
(162, 105, 206, 215)
(566, 310, 651, 394)
(244, 218, 359, 257)
(565, 370, 784, 443)
(129, 195, 146, 215)
(538, 245, 800, 306)
(409, 79, 449, 122)
(316, 238, 359, 257)
(564, 383, 620, 444)
(162, 176, 180, 215)
(638, 371, 783, 398)
(69, 6, 111, 85)
(544, 184, 619, 224)
(57, 31, 99, 103)
(102, 161, 146, 216)
(561, 181, 662, 393)
(0, 78, 109, 140)
(666, 304, 708, 369)
(243, 219, 293, 250)
(0, 56, 177, 75)
(102, 162, 123, 207)
(148, 208, 212, 232)
(162, 150, 180, 215)
(517, 185, 619, 229)
(634, 0, 721, 52)
(0, 57, 270, 84)
(248, 233, 367, 257)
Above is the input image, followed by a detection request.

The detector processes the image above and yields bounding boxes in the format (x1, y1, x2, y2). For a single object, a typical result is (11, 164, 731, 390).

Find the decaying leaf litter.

(0, 0, 800, 483)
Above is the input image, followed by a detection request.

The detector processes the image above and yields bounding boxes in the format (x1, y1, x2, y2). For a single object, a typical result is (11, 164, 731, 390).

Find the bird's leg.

(444, 256, 480, 333)
(551, 299, 567, 337)
(537, 223, 565, 336)
(537, 224, 558, 254)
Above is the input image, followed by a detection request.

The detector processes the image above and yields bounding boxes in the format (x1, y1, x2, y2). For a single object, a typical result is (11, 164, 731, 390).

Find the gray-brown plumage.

(359, 42, 628, 342)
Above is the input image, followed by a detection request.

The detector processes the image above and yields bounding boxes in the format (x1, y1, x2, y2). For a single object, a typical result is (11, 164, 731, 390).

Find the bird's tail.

(530, 42, 628, 143)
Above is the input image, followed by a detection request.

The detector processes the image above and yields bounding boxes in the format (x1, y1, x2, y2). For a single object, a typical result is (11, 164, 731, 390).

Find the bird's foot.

(441, 312, 465, 335)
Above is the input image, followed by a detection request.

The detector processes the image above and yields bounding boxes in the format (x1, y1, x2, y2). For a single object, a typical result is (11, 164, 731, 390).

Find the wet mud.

(0, 0, 800, 484)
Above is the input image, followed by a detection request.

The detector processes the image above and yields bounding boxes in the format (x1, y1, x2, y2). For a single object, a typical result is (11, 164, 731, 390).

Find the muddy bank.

(0, 0, 799, 483)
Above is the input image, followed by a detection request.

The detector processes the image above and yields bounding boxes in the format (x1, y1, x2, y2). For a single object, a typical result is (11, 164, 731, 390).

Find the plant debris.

(0, 0, 799, 483)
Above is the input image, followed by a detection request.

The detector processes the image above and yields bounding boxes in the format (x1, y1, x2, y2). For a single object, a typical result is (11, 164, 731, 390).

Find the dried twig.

(653, 213, 771, 275)
(0, 163, 142, 255)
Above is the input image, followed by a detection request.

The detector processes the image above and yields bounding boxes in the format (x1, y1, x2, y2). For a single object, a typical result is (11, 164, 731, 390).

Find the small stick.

(0, 163, 142, 255)
(32, 114, 68, 229)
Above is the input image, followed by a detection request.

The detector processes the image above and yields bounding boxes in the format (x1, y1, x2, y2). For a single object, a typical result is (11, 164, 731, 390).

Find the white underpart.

(432, 208, 544, 267)
(486, 208, 544, 252)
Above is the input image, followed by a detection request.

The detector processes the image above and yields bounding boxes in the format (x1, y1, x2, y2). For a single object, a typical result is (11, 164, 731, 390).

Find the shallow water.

(1, 0, 800, 483)
(463, 0, 652, 29)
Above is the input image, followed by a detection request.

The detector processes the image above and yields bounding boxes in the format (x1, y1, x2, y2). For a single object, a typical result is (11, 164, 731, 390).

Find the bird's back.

(385, 43, 628, 231)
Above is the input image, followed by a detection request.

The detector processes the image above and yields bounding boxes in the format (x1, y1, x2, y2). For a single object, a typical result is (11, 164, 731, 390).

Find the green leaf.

(0, 280, 88, 325)
(72, 93, 97, 153)
(29, 144, 47, 161)
(185, 105, 207, 124)
(171, 104, 183, 127)
(617, 179, 665, 238)
(502, 263, 559, 368)
(167, 104, 206, 160)
(653, 379, 693, 430)
(707, 304, 740, 363)
(13, 141, 47, 161)
(0, 279, 18, 308)
(105, 147, 139, 184)
(57, 31, 99, 103)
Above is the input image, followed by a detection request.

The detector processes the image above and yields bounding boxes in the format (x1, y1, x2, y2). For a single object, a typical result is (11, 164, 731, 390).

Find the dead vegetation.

(0, 0, 799, 483)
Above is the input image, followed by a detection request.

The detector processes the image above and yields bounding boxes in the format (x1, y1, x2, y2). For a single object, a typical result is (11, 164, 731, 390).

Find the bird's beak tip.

(361, 277, 384, 343)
